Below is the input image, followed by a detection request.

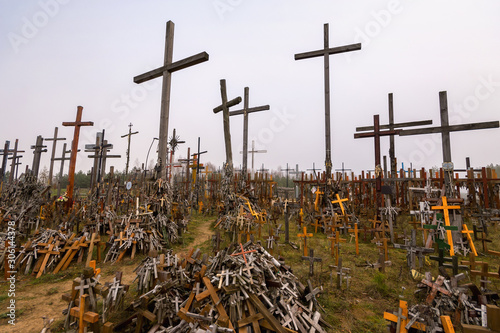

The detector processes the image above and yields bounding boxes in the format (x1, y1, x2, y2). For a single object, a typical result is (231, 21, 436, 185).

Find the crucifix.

(399, 91, 499, 197)
(295, 23, 361, 195)
(8, 139, 24, 183)
(62, 106, 94, 206)
(356, 93, 433, 179)
(120, 123, 138, 177)
(53, 143, 74, 197)
(242, 140, 267, 174)
(30, 135, 47, 179)
(167, 128, 185, 182)
(218, 86, 269, 177)
(133, 20, 209, 180)
(45, 127, 66, 186)
(354, 114, 400, 217)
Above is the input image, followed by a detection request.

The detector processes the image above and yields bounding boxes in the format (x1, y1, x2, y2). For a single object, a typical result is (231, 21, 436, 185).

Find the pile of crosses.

(0, 228, 104, 278)
(384, 266, 500, 332)
(107, 242, 332, 333)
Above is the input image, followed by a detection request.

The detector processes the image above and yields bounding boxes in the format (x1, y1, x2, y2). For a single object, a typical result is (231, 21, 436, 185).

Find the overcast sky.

(1, 0, 500, 178)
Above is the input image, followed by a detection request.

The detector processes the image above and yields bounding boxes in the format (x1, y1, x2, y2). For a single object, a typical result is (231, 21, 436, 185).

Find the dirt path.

(1, 216, 214, 333)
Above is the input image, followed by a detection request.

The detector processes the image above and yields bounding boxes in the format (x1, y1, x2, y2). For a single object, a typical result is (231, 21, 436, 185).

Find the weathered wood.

(249, 294, 288, 333)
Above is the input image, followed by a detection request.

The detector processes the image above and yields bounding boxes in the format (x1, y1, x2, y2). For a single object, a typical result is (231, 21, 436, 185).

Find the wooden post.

(45, 127, 66, 186)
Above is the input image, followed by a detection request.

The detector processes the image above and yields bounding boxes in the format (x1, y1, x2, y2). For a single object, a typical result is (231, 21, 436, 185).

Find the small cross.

(297, 226, 313, 257)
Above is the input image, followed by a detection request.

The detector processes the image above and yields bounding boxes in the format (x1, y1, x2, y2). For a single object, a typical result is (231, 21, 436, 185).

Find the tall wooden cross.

(213, 79, 242, 168)
(53, 142, 73, 197)
(30, 135, 47, 179)
(354, 115, 400, 216)
(191, 137, 207, 205)
(87, 130, 120, 195)
(295, 23, 361, 187)
(120, 123, 138, 177)
(45, 127, 66, 186)
(133, 20, 209, 180)
(8, 139, 24, 183)
(62, 105, 94, 206)
(0, 141, 12, 181)
(356, 93, 433, 178)
(219, 87, 269, 177)
(399, 91, 499, 197)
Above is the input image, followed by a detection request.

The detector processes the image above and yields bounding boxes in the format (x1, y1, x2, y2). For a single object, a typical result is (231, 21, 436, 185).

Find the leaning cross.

(133, 20, 209, 180)
(62, 106, 94, 206)
(45, 127, 66, 186)
(431, 196, 460, 256)
(295, 23, 361, 186)
(213, 79, 242, 167)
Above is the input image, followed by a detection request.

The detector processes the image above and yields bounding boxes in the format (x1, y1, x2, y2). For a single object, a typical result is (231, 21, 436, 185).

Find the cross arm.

(229, 105, 270, 116)
(133, 52, 209, 84)
(354, 129, 400, 139)
(294, 43, 361, 61)
(62, 121, 94, 127)
(213, 97, 242, 113)
(121, 131, 139, 138)
(356, 120, 433, 132)
(399, 121, 500, 136)
(45, 137, 67, 141)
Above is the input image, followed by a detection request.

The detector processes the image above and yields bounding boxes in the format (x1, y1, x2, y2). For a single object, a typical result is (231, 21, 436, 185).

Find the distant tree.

(39, 166, 49, 184)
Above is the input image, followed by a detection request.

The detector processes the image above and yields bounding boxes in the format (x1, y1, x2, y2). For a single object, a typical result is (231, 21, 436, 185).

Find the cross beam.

(133, 21, 209, 180)
(295, 23, 361, 183)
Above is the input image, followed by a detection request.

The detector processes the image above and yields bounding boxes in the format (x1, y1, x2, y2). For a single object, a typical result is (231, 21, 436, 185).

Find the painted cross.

(133, 20, 209, 180)
(331, 193, 348, 216)
(295, 23, 361, 184)
(120, 123, 138, 177)
(69, 294, 99, 333)
(45, 127, 66, 186)
(297, 226, 313, 256)
(431, 196, 460, 256)
(62, 105, 94, 206)
(354, 114, 400, 217)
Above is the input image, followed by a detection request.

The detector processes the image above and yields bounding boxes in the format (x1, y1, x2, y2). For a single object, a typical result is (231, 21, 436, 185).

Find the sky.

(1, 0, 500, 178)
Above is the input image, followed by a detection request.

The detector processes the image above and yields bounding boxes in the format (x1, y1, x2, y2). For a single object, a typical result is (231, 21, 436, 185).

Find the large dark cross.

(295, 23, 361, 189)
(217, 87, 269, 177)
(30, 135, 47, 179)
(120, 123, 138, 177)
(62, 105, 94, 206)
(8, 139, 24, 183)
(45, 127, 66, 186)
(85, 132, 102, 189)
(213, 79, 242, 168)
(354, 115, 400, 215)
(133, 20, 209, 180)
(0, 141, 12, 182)
(356, 93, 433, 179)
(399, 91, 499, 197)
(87, 134, 120, 190)
(53, 142, 73, 197)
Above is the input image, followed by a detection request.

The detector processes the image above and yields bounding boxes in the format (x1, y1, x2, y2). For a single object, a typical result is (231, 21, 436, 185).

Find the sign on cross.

(133, 20, 209, 180)
(295, 23, 361, 185)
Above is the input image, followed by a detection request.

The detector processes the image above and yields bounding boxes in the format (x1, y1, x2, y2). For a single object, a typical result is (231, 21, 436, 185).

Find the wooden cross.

(356, 93, 433, 180)
(347, 223, 359, 256)
(30, 135, 48, 179)
(331, 193, 348, 215)
(399, 90, 499, 197)
(297, 226, 313, 256)
(191, 137, 208, 206)
(7, 139, 24, 183)
(0, 140, 12, 181)
(70, 294, 99, 333)
(421, 275, 450, 305)
(470, 262, 500, 289)
(242, 140, 266, 174)
(301, 249, 322, 276)
(295, 23, 361, 183)
(354, 114, 400, 216)
(218, 86, 269, 177)
(311, 215, 322, 233)
(431, 196, 460, 256)
(383, 300, 426, 332)
(120, 123, 138, 177)
(134, 20, 209, 180)
(53, 142, 72, 197)
(35, 243, 60, 278)
(45, 127, 66, 186)
(62, 106, 94, 206)
(213, 78, 241, 170)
